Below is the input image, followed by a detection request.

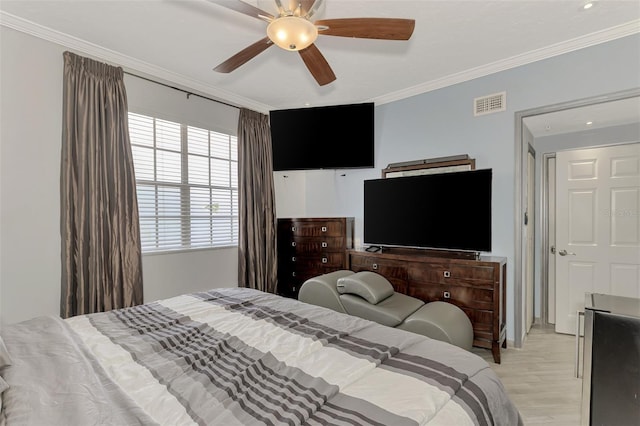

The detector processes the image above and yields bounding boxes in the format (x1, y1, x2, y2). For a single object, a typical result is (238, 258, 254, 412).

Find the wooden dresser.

(348, 248, 507, 363)
(277, 217, 354, 299)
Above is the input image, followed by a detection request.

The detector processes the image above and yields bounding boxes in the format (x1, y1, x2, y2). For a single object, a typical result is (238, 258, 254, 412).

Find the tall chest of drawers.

(277, 217, 354, 299)
(348, 248, 507, 363)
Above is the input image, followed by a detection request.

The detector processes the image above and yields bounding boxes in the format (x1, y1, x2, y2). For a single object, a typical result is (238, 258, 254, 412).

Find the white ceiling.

(1, 0, 639, 114)
(524, 96, 640, 137)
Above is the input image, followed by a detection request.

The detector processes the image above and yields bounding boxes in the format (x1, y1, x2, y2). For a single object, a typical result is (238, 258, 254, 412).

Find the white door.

(555, 143, 640, 335)
(526, 150, 535, 332)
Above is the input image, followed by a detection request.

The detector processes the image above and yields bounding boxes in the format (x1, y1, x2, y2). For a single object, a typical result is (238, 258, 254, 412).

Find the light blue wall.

(275, 34, 640, 342)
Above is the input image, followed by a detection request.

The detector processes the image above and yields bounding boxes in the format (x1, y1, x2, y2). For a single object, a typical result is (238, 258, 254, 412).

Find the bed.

(0, 287, 522, 425)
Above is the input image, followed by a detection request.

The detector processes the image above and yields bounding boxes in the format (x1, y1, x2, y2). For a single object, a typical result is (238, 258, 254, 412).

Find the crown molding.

(0, 11, 273, 114)
(373, 20, 640, 106)
(2, 11, 638, 111)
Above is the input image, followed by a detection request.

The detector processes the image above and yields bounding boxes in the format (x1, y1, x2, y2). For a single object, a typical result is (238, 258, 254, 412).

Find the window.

(128, 112, 238, 253)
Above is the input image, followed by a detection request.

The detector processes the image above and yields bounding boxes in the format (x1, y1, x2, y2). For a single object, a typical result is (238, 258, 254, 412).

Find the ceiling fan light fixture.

(267, 16, 318, 51)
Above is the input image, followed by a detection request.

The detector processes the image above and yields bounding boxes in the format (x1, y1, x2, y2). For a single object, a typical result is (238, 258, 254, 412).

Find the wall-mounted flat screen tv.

(269, 102, 374, 171)
(364, 169, 492, 252)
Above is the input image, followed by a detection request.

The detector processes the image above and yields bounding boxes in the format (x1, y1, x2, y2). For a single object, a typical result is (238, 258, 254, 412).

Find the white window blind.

(129, 112, 238, 253)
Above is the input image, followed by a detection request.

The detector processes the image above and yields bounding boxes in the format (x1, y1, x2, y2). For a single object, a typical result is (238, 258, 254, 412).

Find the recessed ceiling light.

(586, 121, 593, 126)
(582, 1, 596, 10)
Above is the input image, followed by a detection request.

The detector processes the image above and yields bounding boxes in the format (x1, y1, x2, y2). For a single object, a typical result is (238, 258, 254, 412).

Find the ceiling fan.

(208, 0, 415, 86)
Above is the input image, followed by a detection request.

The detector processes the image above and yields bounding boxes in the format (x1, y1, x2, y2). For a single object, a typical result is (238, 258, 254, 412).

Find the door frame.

(525, 144, 536, 333)
(513, 88, 640, 348)
(541, 153, 556, 326)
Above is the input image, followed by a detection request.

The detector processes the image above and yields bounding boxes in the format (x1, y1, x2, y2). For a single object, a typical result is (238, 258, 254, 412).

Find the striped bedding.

(1, 288, 521, 425)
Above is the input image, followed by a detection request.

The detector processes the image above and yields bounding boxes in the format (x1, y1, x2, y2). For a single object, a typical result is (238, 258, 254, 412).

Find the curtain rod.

(123, 71, 240, 110)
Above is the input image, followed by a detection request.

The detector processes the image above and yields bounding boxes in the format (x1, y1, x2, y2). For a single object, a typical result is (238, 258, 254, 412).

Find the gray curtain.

(237, 108, 278, 293)
(60, 51, 143, 318)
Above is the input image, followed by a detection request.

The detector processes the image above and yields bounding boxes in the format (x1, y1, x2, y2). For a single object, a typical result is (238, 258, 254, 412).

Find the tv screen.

(269, 102, 374, 171)
(364, 169, 492, 252)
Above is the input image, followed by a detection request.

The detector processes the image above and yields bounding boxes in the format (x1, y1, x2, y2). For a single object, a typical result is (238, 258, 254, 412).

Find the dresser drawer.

(286, 220, 346, 237)
(408, 283, 494, 311)
(472, 329, 493, 343)
(280, 265, 341, 282)
(472, 309, 494, 327)
(349, 254, 408, 292)
(407, 263, 495, 289)
(280, 237, 346, 254)
(282, 252, 345, 268)
(349, 254, 407, 278)
(349, 253, 369, 268)
(277, 278, 301, 299)
(280, 260, 347, 298)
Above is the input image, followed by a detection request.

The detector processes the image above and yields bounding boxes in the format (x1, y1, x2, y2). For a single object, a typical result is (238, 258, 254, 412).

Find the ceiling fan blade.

(299, 0, 316, 16)
(279, 0, 316, 16)
(206, 0, 274, 21)
(303, 0, 323, 19)
(315, 18, 415, 40)
(213, 37, 274, 73)
(298, 44, 336, 86)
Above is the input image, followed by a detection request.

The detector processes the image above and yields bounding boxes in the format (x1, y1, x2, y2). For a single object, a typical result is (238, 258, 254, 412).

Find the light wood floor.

(471, 324, 583, 425)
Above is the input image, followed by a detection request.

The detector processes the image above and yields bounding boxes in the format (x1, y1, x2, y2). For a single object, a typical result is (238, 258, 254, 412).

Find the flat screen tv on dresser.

(358, 168, 505, 363)
(363, 168, 492, 253)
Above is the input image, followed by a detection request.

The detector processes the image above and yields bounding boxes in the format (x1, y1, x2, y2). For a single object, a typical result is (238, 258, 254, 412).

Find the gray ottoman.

(398, 301, 474, 351)
(299, 270, 474, 351)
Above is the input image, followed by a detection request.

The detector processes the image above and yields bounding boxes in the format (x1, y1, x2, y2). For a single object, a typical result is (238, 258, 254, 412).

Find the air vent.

(474, 91, 506, 116)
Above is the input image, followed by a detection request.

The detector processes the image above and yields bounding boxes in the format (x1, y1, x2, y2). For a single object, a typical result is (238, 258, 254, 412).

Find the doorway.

(513, 88, 640, 348)
(555, 143, 640, 334)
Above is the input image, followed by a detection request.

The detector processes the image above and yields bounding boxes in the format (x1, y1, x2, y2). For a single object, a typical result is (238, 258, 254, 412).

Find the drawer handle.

(444, 271, 451, 278)
(291, 226, 296, 232)
(372, 263, 378, 270)
(291, 256, 296, 262)
(322, 257, 327, 263)
(292, 272, 296, 277)
(321, 242, 328, 248)
(291, 242, 296, 247)
(321, 226, 327, 232)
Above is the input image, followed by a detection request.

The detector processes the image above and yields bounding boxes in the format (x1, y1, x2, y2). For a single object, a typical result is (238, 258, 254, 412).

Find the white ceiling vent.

(474, 91, 506, 116)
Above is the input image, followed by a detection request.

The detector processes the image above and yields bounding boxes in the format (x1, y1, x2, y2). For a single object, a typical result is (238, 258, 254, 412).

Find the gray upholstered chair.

(298, 270, 473, 351)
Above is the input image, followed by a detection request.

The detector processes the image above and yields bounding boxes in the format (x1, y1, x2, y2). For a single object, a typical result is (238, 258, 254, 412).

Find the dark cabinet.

(277, 217, 354, 299)
(348, 248, 507, 363)
(581, 293, 640, 425)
